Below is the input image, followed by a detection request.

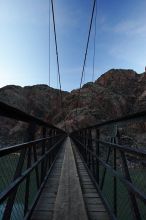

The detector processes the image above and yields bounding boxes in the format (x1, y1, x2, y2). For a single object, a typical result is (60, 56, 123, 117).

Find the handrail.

(0, 101, 64, 132)
(74, 137, 146, 157)
(0, 100, 66, 219)
(71, 109, 146, 132)
(71, 109, 146, 220)
(0, 134, 62, 156)
(0, 133, 66, 219)
(72, 136, 146, 204)
(0, 135, 66, 204)
(99, 140, 146, 157)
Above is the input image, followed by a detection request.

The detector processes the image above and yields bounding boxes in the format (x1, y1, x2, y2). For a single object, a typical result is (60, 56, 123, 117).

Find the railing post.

(100, 145, 112, 190)
(113, 137, 117, 217)
(33, 145, 40, 189)
(87, 129, 90, 168)
(81, 131, 85, 160)
(84, 130, 86, 146)
(85, 129, 87, 163)
(91, 128, 96, 177)
(24, 123, 36, 215)
(96, 129, 100, 184)
(53, 129, 57, 157)
(49, 128, 53, 146)
(120, 151, 141, 220)
(24, 147, 32, 215)
(41, 127, 47, 182)
(49, 128, 53, 166)
(2, 149, 27, 220)
(52, 129, 56, 160)
(88, 129, 92, 170)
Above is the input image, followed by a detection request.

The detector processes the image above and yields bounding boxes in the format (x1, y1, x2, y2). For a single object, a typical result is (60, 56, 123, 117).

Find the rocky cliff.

(63, 69, 146, 131)
(0, 69, 146, 147)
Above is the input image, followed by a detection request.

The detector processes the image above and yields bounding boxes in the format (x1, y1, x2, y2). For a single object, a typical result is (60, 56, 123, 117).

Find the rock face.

(64, 69, 146, 131)
(0, 69, 146, 146)
(0, 85, 69, 146)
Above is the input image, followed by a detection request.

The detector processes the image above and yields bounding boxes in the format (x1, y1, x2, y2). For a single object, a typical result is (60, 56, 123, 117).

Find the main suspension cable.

(75, 0, 97, 120)
(51, 0, 66, 131)
(90, 0, 98, 109)
(51, 0, 62, 95)
(49, 0, 51, 86)
(92, 1, 97, 82)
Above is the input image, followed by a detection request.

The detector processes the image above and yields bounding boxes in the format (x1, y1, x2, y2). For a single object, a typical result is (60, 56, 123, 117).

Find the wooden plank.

(83, 189, 97, 193)
(83, 193, 100, 198)
(82, 186, 95, 189)
(71, 140, 110, 220)
(31, 211, 53, 220)
(84, 198, 103, 204)
(38, 197, 56, 204)
(53, 137, 88, 220)
(87, 204, 106, 212)
(31, 144, 65, 220)
(88, 211, 109, 220)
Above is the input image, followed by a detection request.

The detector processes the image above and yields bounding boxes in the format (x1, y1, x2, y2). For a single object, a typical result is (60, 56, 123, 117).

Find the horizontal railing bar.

(71, 110, 146, 132)
(24, 144, 64, 220)
(81, 136, 146, 157)
(74, 144, 117, 220)
(72, 137, 146, 204)
(98, 157, 146, 205)
(0, 101, 64, 131)
(0, 134, 63, 157)
(99, 140, 146, 157)
(0, 136, 65, 203)
(73, 136, 146, 157)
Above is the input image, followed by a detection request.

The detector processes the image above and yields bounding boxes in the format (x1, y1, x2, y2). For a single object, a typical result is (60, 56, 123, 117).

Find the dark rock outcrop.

(1, 69, 146, 147)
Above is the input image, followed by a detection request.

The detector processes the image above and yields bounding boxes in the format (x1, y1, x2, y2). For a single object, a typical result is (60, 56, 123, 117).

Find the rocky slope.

(0, 69, 146, 147)
(63, 69, 146, 130)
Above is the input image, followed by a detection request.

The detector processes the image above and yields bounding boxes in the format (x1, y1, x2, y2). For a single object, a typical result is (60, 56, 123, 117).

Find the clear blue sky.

(0, 0, 146, 91)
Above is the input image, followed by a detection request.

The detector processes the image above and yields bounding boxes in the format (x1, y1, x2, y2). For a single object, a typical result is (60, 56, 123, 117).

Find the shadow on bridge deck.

(31, 137, 110, 220)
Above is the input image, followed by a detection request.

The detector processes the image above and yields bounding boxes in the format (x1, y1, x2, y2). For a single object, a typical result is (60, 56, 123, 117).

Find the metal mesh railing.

(71, 111, 146, 220)
(0, 101, 66, 219)
(0, 135, 66, 220)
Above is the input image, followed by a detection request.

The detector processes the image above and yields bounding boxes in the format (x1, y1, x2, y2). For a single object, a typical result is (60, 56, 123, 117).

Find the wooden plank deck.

(31, 145, 65, 220)
(31, 137, 110, 220)
(53, 137, 88, 220)
(72, 140, 110, 220)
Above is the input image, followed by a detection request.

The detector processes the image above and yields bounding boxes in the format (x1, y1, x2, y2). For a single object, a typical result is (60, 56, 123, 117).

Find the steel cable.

(50, 0, 67, 131)
(75, 0, 97, 125)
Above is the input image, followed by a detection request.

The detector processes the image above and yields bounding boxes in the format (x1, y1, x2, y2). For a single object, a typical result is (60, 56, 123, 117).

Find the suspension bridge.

(0, 99, 146, 220)
(0, 0, 146, 219)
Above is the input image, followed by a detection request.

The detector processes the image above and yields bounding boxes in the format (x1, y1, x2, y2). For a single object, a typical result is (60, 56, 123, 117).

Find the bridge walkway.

(31, 137, 110, 220)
